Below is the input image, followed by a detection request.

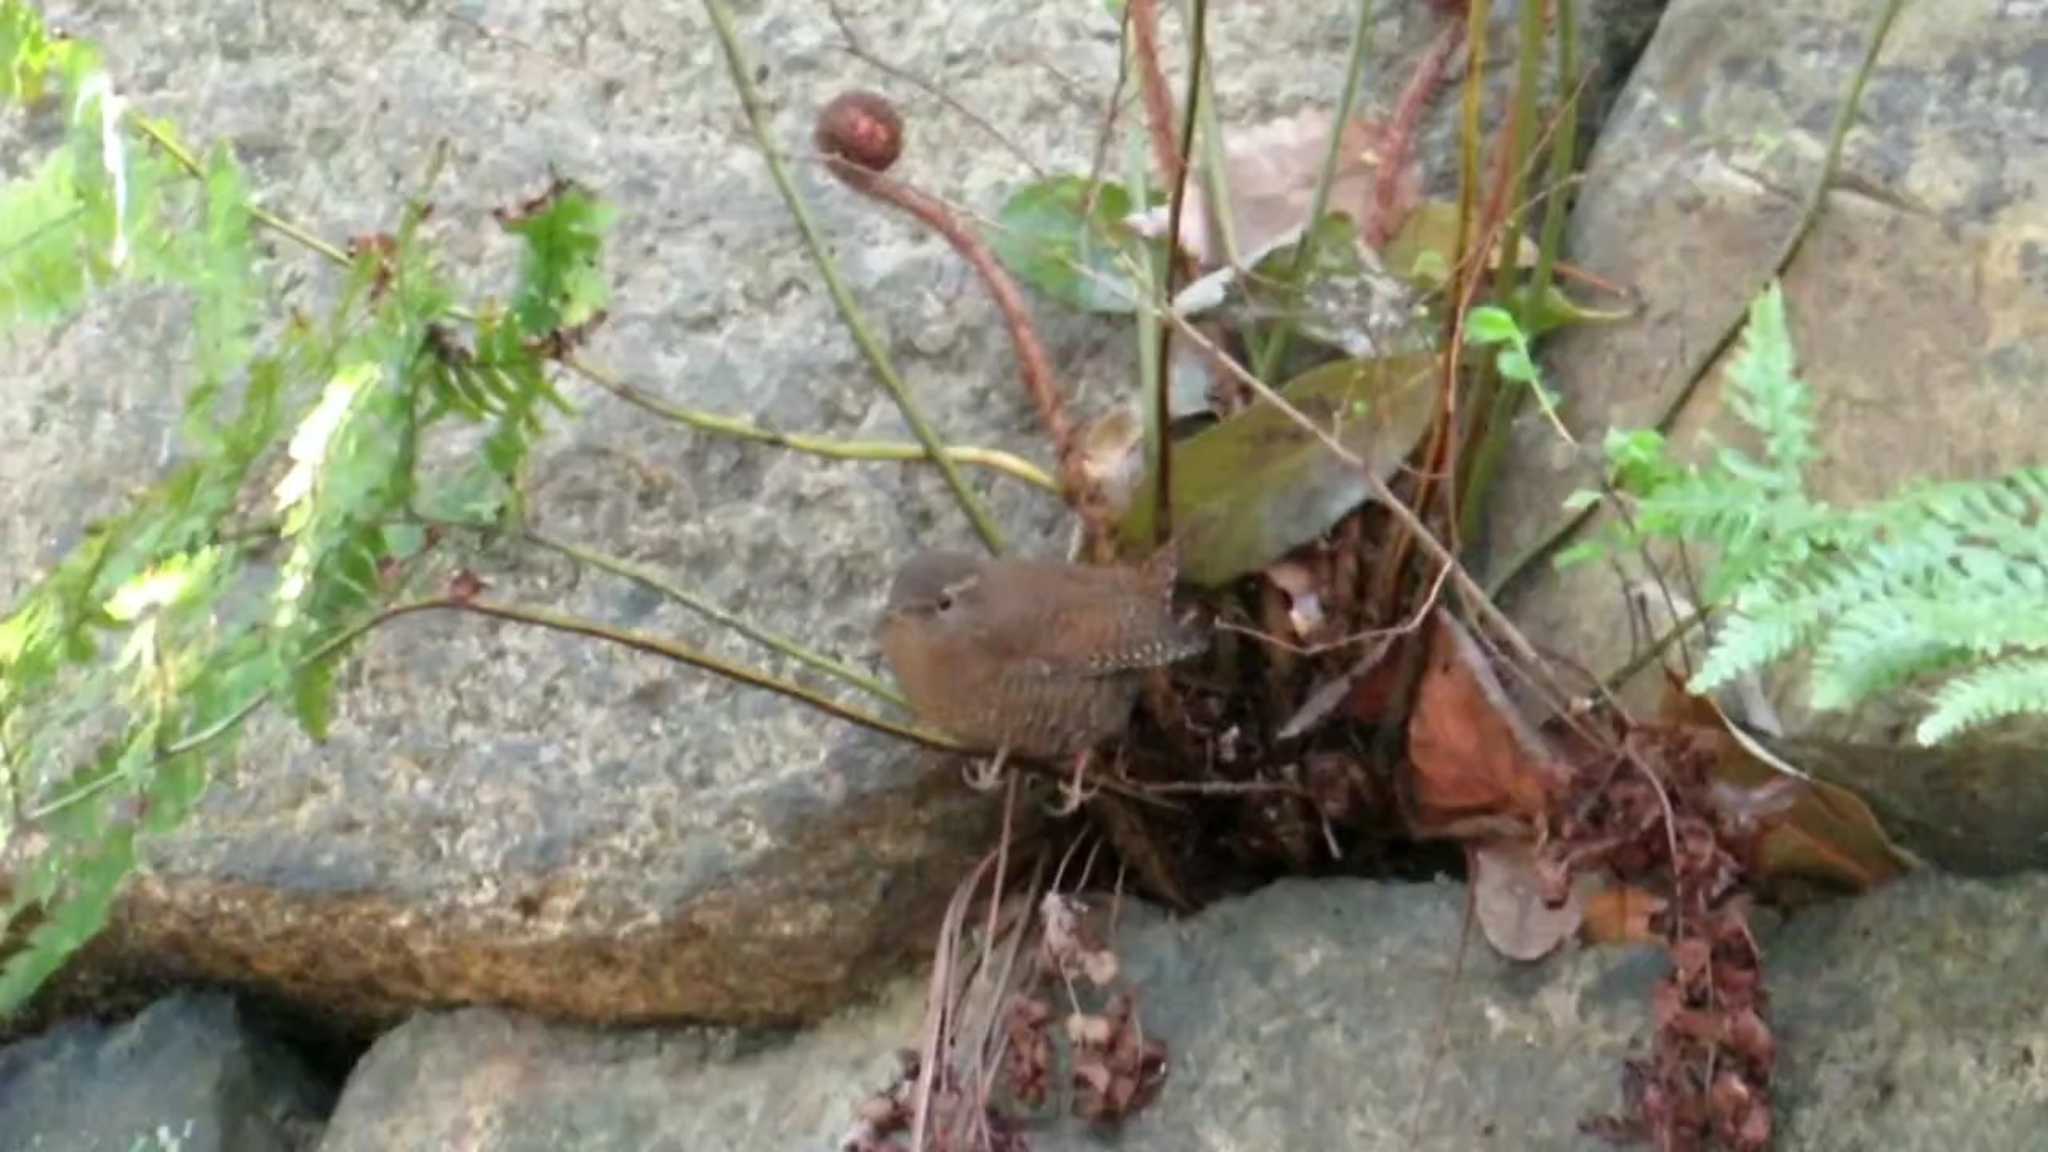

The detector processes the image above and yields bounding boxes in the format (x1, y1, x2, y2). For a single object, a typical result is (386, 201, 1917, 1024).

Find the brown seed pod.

(814, 89, 903, 173)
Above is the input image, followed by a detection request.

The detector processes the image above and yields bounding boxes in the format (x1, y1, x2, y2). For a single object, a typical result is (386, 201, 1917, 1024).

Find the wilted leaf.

(1408, 614, 1568, 831)
(1660, 677, 1909, 893)
(1226, 216, 1434, 363)
(1132, 110, 1418, 267)
(1117, 353, 1437, 586)
(1263, 559, 1324, 638)
(1473, 839, 1585, 961)
(989, 176, 1150, 313)
(1078, 404, 1147, 518)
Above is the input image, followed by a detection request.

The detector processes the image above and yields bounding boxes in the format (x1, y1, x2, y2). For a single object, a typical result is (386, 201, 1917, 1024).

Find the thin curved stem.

(445, 597, 962, 750)
(1252, 0, 1378, 383)
(523, 527, 906, 707)
(567, 353, 1056, 492)
(700, 0, 1009, 556)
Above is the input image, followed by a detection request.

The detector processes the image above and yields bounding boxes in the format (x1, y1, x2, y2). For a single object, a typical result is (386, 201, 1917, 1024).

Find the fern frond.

(499, 181, 613, 335)
(1918, 657, 2048, 744)
(1585, 279, 2048, 745)
(0, 149, 94, 323)
(178, 145, 258, 440)
(2, 0, 99, 107)
(1723, 282, 1814, 483)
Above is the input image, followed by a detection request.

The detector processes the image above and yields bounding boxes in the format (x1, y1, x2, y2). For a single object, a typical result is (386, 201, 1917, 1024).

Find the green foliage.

(0, 2, 611, 1015)
(1562, 281, 2048, 746)
(1464, 303, 1572, 443)
(1117, 352, 1438, 586)
(987, 175, 1153, 314)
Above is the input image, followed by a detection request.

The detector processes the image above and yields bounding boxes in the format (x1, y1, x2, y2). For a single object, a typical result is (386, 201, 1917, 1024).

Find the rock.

(309, 871, 2048, 1149)
(315, 985, 920, 1152)
(1, 1, 1664, 1030)
(1767, 871, 2048, 1151)
(1483, 0, 2048, 744)
(0, 992, 333, 1152)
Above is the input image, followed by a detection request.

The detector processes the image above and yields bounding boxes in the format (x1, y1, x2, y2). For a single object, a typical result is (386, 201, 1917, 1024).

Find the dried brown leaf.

(1407, 614, 1568, 832)
(1472, 839, 1586, 961)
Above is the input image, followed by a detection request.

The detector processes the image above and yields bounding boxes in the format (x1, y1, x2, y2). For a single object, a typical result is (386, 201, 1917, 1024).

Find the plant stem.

(1251, 0, 1378, 384)
(1488, 0, 1545, 315)
(699, 0, 1008, 555)
(446, 596, 961, 749)
(1152, 0, 1206, 545)
(566, 353, 1056, 492)
(1457, 0, 1563, 545)
(523, 528, 906, 706)
(128, 115, 351, 266)
(1127, 0, 1186, 199)
(1526, 0, 1579, 326)
(1179, 0, 1240, 270)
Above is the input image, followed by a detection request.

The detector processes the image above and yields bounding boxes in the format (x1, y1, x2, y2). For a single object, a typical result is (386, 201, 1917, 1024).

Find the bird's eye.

(934, 591, 955, 612)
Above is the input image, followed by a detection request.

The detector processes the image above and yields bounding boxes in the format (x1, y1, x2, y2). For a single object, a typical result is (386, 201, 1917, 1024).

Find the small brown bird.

(877, 550, 1209, 763)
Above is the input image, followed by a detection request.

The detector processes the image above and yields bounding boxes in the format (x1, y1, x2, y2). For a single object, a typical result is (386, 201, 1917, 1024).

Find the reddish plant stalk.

(1126, 0, 1187, 201)
(816, 92, 1114, 550)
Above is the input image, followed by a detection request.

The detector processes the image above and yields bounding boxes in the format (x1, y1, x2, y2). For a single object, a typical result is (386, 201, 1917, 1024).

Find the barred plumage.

(877, 550, 1207, 758)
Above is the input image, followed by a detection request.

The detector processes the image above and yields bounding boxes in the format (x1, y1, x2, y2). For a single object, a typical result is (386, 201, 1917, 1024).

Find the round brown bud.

(814, 89, 903, 173)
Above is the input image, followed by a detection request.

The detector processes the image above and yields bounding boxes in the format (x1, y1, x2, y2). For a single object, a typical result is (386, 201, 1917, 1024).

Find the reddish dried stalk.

(1126, 0, 1187, 200)
(816, 92, 1113, 548)
(1376, 19, 1466, 248)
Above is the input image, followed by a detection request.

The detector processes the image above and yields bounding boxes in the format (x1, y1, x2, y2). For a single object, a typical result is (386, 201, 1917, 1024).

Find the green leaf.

(988, 176, 1148, 314)
(180, 145, 258, 441)
(1, 0, 94, 107)
(0, 149, 93, 325)
(1495, 344, 1538, 384)
(1508, 281, 1633, 339)
(1381, 199, 1536, 291)
(500, 182, 613, 336)
(1118, 353, 1439, 585)
(291, 656, 335, 743)
(1463, 305, 1521, 347)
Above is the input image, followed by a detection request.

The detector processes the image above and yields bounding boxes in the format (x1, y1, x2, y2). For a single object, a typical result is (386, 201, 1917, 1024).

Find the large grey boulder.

(308, 871, 2048, 1150)
(0, 992, 333, 1152)
(1484, 0, 2048, 741)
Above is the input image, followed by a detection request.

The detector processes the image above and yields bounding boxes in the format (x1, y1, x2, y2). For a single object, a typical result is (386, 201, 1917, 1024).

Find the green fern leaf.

(1918, 657, 2048, 744)
(501, 182, 613, 336)
(1, 0, 99, 107)
(179, 145, 258, 441)
(0, 149, 93, 324)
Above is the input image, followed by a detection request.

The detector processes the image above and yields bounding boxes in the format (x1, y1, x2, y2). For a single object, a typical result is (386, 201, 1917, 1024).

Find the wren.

(876, 550, 1208, 762)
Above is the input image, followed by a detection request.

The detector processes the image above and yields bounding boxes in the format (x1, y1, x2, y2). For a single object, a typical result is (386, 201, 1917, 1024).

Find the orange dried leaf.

(1581, 883, 1667, 946)
(1407, 614, 1568, 832)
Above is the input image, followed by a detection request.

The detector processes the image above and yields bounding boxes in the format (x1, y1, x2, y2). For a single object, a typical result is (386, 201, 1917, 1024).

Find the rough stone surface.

(316, 987, 916, 1152)
(0, 1, 1662, 1029)
(0, 992, 333, 1152)
(1483, 0, 2048, 742)
(308, 870, 2048, 1150)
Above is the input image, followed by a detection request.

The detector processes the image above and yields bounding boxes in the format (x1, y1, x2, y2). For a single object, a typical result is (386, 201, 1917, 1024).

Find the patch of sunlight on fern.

(1918, 657, 2048, 744)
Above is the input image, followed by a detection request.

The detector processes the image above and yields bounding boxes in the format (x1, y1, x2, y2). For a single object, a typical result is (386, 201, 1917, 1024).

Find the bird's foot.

(962, 746, 1010, 792)
(1043, 749, 1098, 816)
